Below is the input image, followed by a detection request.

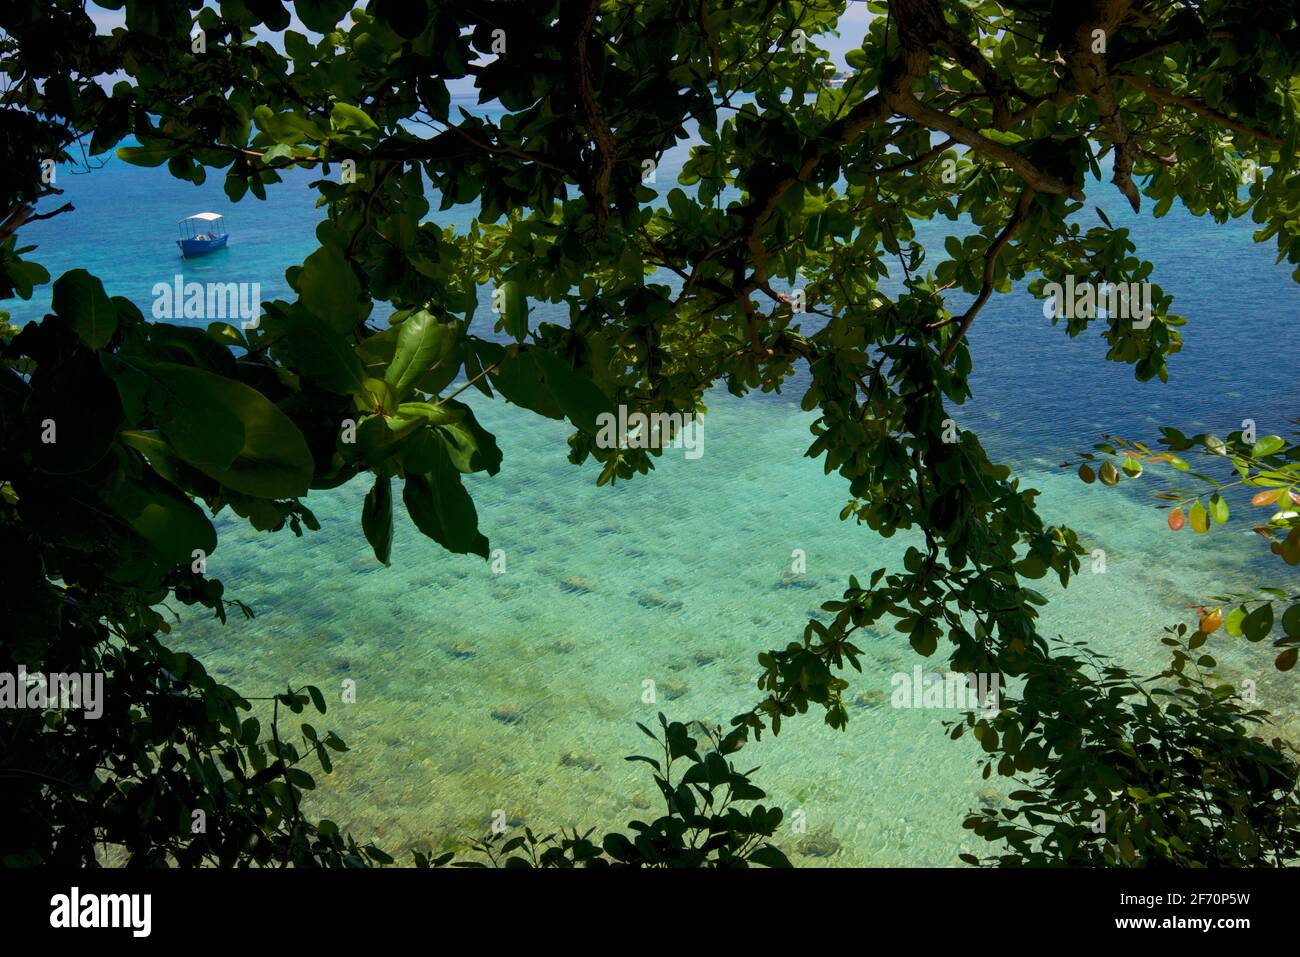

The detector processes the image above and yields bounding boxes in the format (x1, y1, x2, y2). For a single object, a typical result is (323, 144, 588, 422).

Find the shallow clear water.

(14, 98, 1298, 864)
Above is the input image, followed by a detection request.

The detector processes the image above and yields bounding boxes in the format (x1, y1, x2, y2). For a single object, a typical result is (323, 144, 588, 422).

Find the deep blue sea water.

(11, 96, 1298, 864)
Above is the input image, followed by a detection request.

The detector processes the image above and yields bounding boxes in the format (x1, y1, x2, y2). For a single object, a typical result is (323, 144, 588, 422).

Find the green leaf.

(356, 377, 399, 416)
(1282, 603, 1300, 638)
(52, 269, 117, 350)
(276, 309, 366, 396)
(385, 310, 456, 398)
(197, 413, 314, 498)
(330, 102, 377, 133)
(910, 621, 938, 657)
(491, 351, 564, 420)
(1242, 603, 1274, 642)
(373, 0, 430, 38)
(1252, 435, 1286, 457)
(106, 356, 246, 469)
(295, 245, 361, 336)
(1224, 604, 1247, 637)
(293, 0, 354, 33)
(115, 144, 173, 167)
(348, 413, 412, 466)
(394, 401, 464, 426)
(981, 128, 1024, 146)
(747, 844, 792, 868)
(362, 473, 393, 565)
(1015, 554, 1048, 579)
(3, 254, 50, 300)
(246, 0, 292, 29)
(356, 325, 399, 377)
(1208, 493, 1229, 525)
(251, 105, 325, 144)
(434, 399, 503, 475)
(531, 349, 616, 435)
(1281, 528, 1300, 565)
(402, 438, 489, 558)
(113, 360, 312, 498)
(104, 469, 218, 568)
(1188, 499, 1208, 533)
(805, 212, 827, 250)
(498, 280, 528, 341)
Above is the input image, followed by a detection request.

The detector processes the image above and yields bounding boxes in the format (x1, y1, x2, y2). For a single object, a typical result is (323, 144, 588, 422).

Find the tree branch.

(886, 93, 1084, 199)
(0, 191, 75, 243)
(938, 186, 1036, 363)
(1117, 74, 1285, 145)
(1065, 0, 1141, 211)
(881, 0, 1082, 200)
(568, 0, 618, 234)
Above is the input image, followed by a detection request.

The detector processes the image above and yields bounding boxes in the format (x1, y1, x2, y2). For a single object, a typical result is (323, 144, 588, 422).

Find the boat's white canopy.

(181, 212, 224, 222)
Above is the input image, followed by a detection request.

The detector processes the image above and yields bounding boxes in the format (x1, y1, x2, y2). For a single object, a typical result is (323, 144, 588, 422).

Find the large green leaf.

(251, 105, 325, 144)
(51, 269, 117, 350)
(245, 0, 292, 30)
(531, 349, 616, 436)
(394, 401, 464, 425)
(295, 245, 361, 336)
(119, 429, 222, 499)
(489, 350, 563, 420)
(107, 359, 313, 498)
(114, 144, 173, 167)
(292, 0, 355, 33)
(373, 0, 430, 38)
(435, 399, 502, 475)
(384, 310, 456, 398)
(331, 102, 378, 133)
(357, 325, 399, 378)
(200, 405, 314, 498)
(1243, 603, 1275, 642)
(402, 437, 489, 558)
(361, 472, 393, 565)
(276, 308, 366, 396)
(481, 344, 614, 435)
(1252, 435, 1286, 457)
(498, 280, 528, 341)
(105, 356, 246, 469)
(138, 322, 238, 378)
(104, 469, 218, 568)
(348, 409, 423, 467)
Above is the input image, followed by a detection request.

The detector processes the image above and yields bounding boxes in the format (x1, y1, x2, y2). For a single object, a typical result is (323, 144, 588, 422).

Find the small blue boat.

(177, 212, 228, 257)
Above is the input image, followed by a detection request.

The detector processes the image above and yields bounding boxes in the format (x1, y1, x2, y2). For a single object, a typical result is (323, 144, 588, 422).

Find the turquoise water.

(13, 98, 1298, 864)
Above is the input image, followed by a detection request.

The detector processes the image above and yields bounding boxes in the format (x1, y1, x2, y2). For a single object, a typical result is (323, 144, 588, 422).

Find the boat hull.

(178, 235, 228, 257)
